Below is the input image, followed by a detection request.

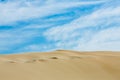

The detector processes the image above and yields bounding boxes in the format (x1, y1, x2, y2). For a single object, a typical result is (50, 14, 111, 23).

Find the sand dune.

(0, 50, 120, 80)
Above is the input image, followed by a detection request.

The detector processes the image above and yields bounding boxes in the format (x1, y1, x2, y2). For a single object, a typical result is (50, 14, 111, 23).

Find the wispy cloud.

(0, 0, 120, 54)
(0, 0, 105, 25)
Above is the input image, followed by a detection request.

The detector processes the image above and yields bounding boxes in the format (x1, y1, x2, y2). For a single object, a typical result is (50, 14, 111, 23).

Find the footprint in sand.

(6, 60, 17, 63)
(70, 56, 82, 59)
(50, 56, 59, 59)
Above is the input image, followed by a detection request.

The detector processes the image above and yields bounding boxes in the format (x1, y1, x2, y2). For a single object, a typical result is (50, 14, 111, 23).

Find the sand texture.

(0, 50, 120, 80)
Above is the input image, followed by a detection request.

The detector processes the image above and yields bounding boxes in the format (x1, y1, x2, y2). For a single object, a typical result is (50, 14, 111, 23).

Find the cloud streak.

(0, 0, 120, 54)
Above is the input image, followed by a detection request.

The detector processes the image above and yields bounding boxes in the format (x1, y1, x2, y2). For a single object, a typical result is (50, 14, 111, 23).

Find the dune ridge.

(0, 50, 120, 80)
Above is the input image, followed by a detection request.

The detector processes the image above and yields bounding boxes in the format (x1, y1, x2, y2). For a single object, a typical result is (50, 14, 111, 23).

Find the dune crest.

(0, 50, 120, 80)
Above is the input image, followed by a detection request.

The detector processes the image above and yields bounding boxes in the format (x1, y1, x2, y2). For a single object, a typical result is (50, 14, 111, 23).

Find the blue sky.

(0, 0, 120, 54)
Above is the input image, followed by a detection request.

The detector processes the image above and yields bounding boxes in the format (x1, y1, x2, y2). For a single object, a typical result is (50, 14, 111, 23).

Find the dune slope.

(0, 50, 120, 80)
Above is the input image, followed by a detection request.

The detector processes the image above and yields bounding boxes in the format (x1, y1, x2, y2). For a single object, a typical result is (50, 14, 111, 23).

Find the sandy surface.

(0, 50, 120, 80)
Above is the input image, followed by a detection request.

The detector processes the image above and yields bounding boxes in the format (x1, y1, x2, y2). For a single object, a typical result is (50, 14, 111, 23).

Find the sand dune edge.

(0, 50, 120, 80)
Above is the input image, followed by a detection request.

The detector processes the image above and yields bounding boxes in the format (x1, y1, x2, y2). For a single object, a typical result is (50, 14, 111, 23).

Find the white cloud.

(75, 27, 120, 51)
(44, 5, 120, 41)
(44, 0, 120, 51)
(89, 27, 120, 43)
(0, 0, 106, 25)
(0, 0, 120, 53)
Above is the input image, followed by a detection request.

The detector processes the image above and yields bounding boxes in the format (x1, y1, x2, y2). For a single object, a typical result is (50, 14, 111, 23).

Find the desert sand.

(0, 50, 120, 80)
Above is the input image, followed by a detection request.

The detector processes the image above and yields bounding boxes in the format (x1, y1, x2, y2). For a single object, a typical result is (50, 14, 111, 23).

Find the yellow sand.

(0, 50, 120, 80)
